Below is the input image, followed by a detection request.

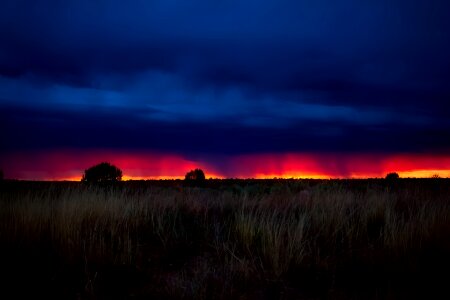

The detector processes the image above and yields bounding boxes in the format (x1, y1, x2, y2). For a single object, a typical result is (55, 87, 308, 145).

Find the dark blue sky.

(1, 0, 450, 160)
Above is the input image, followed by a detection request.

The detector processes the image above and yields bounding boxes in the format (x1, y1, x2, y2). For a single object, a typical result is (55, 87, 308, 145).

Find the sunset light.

(1, 151, 449, 180)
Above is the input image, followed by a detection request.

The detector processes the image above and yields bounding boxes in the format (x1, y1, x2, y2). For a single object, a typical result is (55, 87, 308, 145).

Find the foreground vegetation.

(1, 179, 449, 299)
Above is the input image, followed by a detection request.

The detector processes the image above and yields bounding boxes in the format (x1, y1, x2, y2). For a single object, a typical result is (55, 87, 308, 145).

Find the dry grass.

(1, 179, 449, 299)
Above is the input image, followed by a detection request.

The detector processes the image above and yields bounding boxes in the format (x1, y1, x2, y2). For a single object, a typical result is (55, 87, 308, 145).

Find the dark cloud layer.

(1, 0, 450, 158)
(3, 105, 450, 157)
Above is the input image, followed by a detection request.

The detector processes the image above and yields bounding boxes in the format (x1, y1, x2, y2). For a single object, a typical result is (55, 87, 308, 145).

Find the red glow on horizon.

(0, 150, 449, 180)
(0, 150, 222, 181)
(228, 153, 450, 179)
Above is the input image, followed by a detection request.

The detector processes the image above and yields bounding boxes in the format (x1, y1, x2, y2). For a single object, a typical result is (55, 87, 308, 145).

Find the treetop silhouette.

(185, 168, 206, 181)
(385, 172, 399, 180)
(82, 162, 122, 183)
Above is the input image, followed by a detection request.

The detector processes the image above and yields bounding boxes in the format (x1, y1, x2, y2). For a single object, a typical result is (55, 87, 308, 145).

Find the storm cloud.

(1, 0, 450, 173)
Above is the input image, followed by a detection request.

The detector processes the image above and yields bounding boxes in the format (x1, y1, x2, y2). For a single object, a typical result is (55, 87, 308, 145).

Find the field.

(1, 179, 449, 299)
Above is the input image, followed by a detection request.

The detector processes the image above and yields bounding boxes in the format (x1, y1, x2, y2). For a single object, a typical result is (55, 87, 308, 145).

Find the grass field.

(1, 179, 449, 299)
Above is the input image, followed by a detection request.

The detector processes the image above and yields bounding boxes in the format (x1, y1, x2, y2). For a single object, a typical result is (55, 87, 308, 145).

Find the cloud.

(0, 72, 431, 129)
(2, 101, 450, 158)
(1, 0, 450, 157)
(1, 1, 449, 94)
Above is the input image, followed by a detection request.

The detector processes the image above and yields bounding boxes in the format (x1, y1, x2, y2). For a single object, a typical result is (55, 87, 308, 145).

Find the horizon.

(2, 151, 449, 181)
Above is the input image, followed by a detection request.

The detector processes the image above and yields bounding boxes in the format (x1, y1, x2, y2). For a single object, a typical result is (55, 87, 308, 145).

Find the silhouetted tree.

(431, 174, 440, 179)
(385, 172, 399, 180)
(0, 169, 3, 181)
(81, 162, 122, 183)
(185, 169, 206, 181)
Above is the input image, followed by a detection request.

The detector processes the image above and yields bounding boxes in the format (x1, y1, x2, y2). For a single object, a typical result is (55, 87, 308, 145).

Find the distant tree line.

(81, 162, 207, 184)
(81, 162, 431, 183)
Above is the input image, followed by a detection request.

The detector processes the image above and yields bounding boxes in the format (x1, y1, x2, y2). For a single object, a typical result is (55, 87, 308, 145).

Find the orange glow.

(227, 153, 450, 179)
(55, 175, 83, 181)
(397, 170, 450, 178)
(1, 150, 449, 180)
(122, 173, 225, 181)
(253, 173, 331, 179)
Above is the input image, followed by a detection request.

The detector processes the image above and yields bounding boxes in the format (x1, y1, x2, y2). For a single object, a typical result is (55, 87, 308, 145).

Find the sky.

(1, 0, 450, 180)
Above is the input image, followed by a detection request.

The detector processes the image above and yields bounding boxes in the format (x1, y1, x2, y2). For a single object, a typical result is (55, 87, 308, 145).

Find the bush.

(81, 162, 122, 183)
(385, 172, 399, 180)
(185, 169, 206, 181)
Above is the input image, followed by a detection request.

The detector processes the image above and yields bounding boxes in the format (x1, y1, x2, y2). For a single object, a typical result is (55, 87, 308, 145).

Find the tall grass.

(1, 179, 449, 299)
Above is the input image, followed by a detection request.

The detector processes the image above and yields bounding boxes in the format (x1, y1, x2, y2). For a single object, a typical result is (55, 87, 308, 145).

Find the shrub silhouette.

(385, 172, 399, 180)
(185, 169, 206, 181)
(81, 162, 122, 183)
